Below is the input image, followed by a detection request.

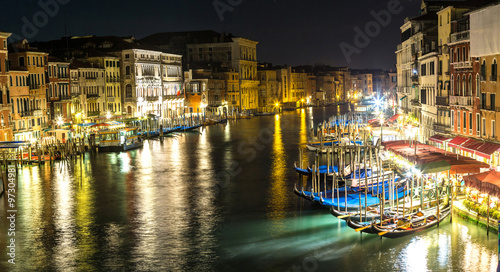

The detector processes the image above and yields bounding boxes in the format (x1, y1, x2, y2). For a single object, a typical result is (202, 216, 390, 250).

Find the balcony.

(146, 96, 159, 102)
(411, 99, 421, 106)
(163, 95, 182, 100)
(71, 92, 81, 97)
(434, 123, 451, 134)
(87, 111, 100, 117)
(453, 61, 473, 69)
(436, 96, 449, 106)
(33, 110, 43, 116)
(450, 30, 470, 43)
(107, 97, 115, 102)
(20, 111, 33, 117)
(449, 96, 472, 107)
(60, 95, 71, 100)
(87, 93, 99, 99)
(411, 75, 419, 84)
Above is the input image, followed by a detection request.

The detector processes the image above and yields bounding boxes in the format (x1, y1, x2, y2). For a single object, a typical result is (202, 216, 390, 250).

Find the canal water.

(0, 107, 497, 271)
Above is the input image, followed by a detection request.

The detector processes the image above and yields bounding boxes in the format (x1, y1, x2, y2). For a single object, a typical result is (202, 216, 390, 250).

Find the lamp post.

(56, 116, 63, 129)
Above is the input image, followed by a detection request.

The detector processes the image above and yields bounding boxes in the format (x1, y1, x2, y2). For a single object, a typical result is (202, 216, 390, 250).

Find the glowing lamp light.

(275, 103, 279, 107)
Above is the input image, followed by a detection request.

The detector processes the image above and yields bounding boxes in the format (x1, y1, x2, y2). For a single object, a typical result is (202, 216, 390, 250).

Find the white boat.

(98, 128, 143, 152)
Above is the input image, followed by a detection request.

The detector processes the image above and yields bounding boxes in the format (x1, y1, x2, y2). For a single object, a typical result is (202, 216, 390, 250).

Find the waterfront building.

(8, 39, 49, 140)
(69, 60, 105, 122)
(358, 73, 373, 97)
(419, 51, 439, 141)
(0, 32, 12, 141)
(86, 55, 122, 117)
(470, 3, 500, 166)
(9, 69, 29, 140)
(257, 68, 280, 112)
(141, 31, 259, 112)
(47, 57, 71, 124)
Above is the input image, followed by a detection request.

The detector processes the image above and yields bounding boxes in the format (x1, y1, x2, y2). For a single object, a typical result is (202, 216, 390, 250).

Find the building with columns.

(86, 55, 122, 117)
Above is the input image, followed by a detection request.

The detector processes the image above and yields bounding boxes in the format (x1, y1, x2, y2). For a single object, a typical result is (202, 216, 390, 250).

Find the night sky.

(3, 0, 422, 70)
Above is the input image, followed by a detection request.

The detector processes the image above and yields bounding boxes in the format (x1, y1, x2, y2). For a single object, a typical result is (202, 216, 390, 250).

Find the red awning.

(388, 114, 400, 122)
(429, 134, 451, 144)
(460, 139, 483, 153)
(368, 119, 378, 123)
(448, 136, 469, 149)
(476, 142, 500, 159)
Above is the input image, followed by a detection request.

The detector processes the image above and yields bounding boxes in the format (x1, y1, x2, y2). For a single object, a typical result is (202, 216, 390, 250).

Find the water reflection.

(266, 114, 288, 234)
(0, 108, 498, 271)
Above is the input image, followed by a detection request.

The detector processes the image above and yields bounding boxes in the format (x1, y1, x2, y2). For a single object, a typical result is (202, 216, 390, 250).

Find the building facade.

(0, 32, 12, 141)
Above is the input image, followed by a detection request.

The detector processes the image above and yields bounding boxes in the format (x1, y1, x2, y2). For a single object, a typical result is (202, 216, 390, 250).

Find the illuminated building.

(0, 31, 12, 141)
(69, 60, 105, 121)
(86, 55, 122, 117)
(48, 57, 71, 123)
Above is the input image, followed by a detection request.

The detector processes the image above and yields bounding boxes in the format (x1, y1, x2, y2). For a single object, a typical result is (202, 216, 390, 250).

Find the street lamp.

(56, 116, 63, 129)
(106, 111, 111, 120)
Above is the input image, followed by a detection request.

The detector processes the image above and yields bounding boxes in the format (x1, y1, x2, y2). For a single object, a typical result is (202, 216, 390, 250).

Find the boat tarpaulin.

(475, 142, 500, 159)
(416, 160, 451, 174)
(428, 134, 451, 144)
(448, 136, 469, 149)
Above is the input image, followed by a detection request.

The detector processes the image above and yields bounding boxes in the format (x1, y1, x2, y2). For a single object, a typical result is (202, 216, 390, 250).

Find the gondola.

(373, 206, 451, 238)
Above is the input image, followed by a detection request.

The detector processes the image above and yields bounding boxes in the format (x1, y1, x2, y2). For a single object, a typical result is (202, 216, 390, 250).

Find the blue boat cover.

(348, 169, 373, 179)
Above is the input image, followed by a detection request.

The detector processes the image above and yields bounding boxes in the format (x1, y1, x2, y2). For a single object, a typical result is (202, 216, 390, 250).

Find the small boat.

(254, 112, 275, 116)
(373, 206, 451, 238)
(99, 128, 143, 152)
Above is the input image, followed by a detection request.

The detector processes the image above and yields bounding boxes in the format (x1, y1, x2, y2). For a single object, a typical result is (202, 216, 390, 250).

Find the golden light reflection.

(299, 109, 309, 190)
(75, 161, 97, 271)
(267, 114, 288, 234)
(53, 164, 77, 269)
(19, 166, 52, 268)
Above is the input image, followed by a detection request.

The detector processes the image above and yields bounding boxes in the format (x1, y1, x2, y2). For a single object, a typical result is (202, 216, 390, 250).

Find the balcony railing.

(146, 96, 159, 102)
(411, 99, 421, 106)
(20, 111, 33, 117)
(71, 92, 81, 97)
(87, 111, 100, 117)
(107, 97, 115, 102)
(436, 96, 449, 106)
(451, 30, 470, 43)
(434, 123, 451, 134)
(87, 93, 99, 98)
(449, 96, 472, 107)
(453, 61, 473, 69)
(60, 95, 71, 100)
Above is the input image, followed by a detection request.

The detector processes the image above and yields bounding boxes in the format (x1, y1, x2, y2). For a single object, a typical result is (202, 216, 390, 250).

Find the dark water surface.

(0, 107, 497, 271)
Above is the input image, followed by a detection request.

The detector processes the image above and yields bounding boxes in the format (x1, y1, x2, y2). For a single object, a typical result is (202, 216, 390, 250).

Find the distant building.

(69, 60, 105, 122)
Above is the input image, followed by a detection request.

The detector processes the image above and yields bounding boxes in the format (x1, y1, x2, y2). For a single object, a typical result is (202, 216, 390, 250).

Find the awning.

(388, 114, 400, 122)
(476, 142, 500, 159)
(460, 138, 483, 153)
(78, 122, 96, 127)
(416, 160, 451, 174)
(429, 134, 451, 144)
(463, 170, 500, 198)
(448, 136, 469, 149)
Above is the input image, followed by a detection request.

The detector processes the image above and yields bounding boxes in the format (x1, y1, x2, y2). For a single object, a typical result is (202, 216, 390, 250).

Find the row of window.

(18, 56, 46, 67)
(451, 110, 496, 138)
(48, 65, 68, 78)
